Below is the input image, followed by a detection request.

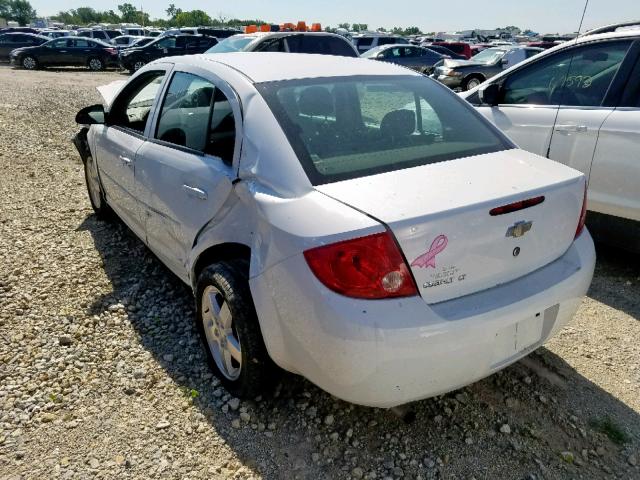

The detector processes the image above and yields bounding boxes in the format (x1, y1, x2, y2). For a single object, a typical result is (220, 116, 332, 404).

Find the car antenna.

(545, 0, 589, 159)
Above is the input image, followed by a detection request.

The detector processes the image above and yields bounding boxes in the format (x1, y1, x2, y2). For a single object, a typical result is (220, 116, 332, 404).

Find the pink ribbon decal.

(410, 234, 448, 269)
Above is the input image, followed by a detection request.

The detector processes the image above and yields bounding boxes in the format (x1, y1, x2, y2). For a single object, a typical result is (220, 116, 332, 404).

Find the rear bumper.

(250, 230, 595, 408)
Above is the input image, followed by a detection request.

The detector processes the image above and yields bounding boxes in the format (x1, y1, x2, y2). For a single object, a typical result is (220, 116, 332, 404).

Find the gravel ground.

(0, 65, 638, 480)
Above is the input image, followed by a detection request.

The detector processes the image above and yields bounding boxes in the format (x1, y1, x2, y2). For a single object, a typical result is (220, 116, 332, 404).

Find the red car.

(431, 41, 473, 59)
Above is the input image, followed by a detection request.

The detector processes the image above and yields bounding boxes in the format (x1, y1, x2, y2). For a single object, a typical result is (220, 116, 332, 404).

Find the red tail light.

(105, 48, 118, 55)
(303, 232, 417, 299)
(575, 183, 588, 238)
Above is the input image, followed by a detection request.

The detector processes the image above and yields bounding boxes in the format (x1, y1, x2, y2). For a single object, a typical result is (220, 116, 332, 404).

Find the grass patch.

(590, 416, 629, 445)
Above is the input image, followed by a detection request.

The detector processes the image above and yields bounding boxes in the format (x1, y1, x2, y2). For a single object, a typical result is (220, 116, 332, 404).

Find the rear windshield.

(257, 75, 511, 185)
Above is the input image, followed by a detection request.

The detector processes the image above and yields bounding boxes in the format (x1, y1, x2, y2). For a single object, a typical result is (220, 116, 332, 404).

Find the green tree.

(0, 0, 10, 19)
(404, 26, 422, 35)
(117, 3, 138, 23)
(338, 22, 350, 30)
(166, 3, 177, 18)
(174, 9, 212, 27)
(7, 0, 36, 25)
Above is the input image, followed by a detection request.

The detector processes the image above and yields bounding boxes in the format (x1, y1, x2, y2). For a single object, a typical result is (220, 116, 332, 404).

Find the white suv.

(462, 27, 640, 250)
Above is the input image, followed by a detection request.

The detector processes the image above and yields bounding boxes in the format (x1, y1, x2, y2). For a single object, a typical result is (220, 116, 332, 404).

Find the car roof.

(233, 32, 346, 40)
(183, 52, 421, 83)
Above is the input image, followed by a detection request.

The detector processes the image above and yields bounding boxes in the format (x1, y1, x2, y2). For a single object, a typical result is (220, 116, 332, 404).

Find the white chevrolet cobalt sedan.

(73, 53, 595, 408)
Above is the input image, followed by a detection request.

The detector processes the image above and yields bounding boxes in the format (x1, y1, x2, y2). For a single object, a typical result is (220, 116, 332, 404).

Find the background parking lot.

(0, 66, 638, 479)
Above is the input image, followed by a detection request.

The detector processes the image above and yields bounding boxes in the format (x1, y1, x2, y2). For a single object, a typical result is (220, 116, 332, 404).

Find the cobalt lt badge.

(506, 220, 532, 238)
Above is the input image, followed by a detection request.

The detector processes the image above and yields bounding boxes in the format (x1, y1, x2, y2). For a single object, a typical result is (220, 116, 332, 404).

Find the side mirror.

(478, 83, 502, 106)
(75, 104, 105, 125)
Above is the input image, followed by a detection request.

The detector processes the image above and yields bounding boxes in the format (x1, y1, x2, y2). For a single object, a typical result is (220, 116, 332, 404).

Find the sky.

(30, 0, 639, 34)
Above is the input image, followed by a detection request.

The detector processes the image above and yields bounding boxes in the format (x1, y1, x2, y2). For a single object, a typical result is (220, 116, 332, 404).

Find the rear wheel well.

(192, 243, 251, 285)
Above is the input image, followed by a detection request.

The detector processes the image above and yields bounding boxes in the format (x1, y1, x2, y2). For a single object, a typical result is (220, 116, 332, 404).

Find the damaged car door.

(135, 69, 238, 277)
(95, 70, 166, 235)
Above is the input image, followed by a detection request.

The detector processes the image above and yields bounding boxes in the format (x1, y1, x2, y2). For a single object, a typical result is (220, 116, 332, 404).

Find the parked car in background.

(10, 37, 119, 70)
(120, 34, 218, 73)
(76, 29, 122, 42)
(111, 35, 145, 49)
(432, 46, 542, 91)
(361, 44, 446, 74)
(0, 27, 40, 35)
(129, 37, 154, 48)
(206, 32, 358, 57)
(178, 27, 242, 38)
(73, 52, 594, 407)
(122, 27, 145, 37)
(352, 34, 409, 54)
(463, 27, 640, 251)
(41, 29, 73, 39)
(431, 41, 473, 59)
(0, 32, 49, 61)
(420, 43, 466, 59)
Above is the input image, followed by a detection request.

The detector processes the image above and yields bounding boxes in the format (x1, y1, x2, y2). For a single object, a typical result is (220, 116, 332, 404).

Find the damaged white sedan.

(73, 53, 595, 407)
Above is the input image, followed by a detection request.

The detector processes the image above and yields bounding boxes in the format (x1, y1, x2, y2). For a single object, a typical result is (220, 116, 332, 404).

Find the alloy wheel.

(201, 285, 242, 380)
(89, 58, 103, 71)
(22, 56, 36, 70)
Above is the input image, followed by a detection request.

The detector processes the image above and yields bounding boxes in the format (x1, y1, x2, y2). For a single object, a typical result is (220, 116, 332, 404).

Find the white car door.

(588, 80, 640, 222)
(475, 40, 634, 171)
(546, 40, 633, 175)
(96, 70, 167, 235)
(135, 69, 240, 278)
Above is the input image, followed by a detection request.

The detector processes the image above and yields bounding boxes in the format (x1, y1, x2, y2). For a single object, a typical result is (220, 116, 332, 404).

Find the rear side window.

(355, 37, 373, 48)
(77, 31, 91, 38)
(377, 37, 397, 46)
(257, 75, 510, 184)
(502, 40, 632, 106)
(286, 35, 356, 57)
(156, 72, 214, 151)
(155, 72, 237, 162)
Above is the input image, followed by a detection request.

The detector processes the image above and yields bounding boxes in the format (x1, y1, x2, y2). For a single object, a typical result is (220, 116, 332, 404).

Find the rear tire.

(196, 260, 276, 398)
(83, 154, 112, 219)
(88, 57, 104, 71)
(22, 56, 38, 70)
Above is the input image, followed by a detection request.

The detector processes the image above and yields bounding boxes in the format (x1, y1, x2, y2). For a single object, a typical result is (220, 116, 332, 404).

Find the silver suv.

(463, 25, 640, 250)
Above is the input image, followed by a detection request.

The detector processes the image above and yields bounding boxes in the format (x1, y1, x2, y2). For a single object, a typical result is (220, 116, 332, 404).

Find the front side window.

(48, 38, 67, 48)
(155, 37, 176, 49)
(257, 75, 510, 184)
(254, 37, 286, 52)
(110, 72, 166, 133)
(69, 38, 90, 48)
(206, 36, 254, 53)
(502, 40, 631, 106)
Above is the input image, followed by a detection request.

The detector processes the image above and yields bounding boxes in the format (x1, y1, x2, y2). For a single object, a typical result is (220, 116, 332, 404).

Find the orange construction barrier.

(311, 23, 322, 32)
(260, 24, 270, 32)
(245, 24, 258, 33)
(297, 21, 307, 32)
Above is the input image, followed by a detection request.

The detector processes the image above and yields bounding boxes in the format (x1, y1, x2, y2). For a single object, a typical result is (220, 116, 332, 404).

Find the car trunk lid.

(315, 149, 585, 303)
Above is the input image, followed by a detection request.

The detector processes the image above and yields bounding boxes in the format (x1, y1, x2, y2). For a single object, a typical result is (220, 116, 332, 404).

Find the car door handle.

(555, 124, 587, 133)
(59, 50, 67, 53)
(118, 155, 133, 167)
(182, 184, 207, 200)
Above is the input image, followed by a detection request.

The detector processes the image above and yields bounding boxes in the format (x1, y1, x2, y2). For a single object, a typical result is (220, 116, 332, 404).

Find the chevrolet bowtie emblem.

(506, 220, 533, 238)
